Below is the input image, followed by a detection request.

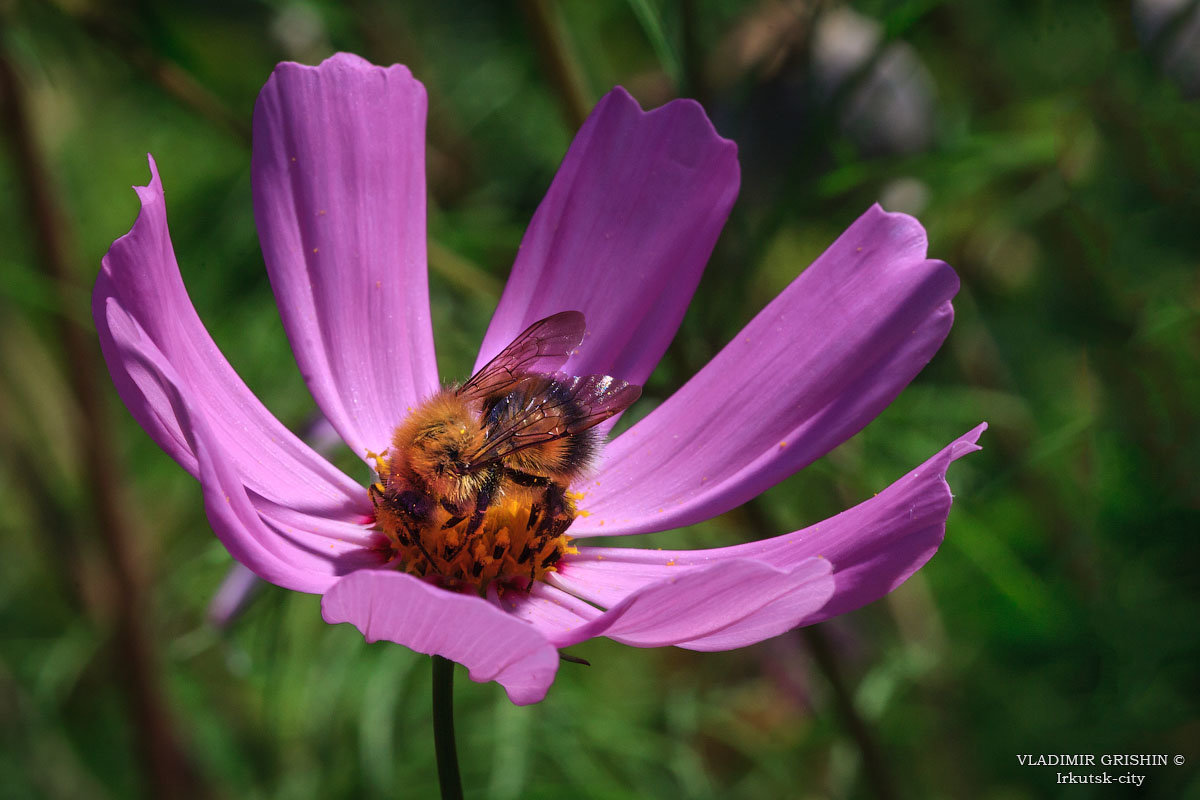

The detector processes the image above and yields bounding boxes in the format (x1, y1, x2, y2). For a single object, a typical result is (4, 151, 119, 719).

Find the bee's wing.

(458, 311, 586, 401)
(465, 373, 642, 469)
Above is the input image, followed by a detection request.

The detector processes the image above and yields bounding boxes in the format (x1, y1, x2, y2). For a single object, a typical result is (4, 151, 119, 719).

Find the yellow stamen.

(370, 489, 575, 589)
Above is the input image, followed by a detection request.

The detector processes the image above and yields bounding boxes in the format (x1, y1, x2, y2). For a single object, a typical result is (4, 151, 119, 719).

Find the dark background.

(1, 1, 1198, 797)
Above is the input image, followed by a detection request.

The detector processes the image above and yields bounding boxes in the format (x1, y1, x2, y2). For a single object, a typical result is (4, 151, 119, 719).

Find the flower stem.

(431, 655, 464, 800)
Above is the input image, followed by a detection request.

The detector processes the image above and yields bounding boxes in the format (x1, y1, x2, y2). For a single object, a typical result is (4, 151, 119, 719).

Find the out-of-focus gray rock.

(812, 6, 938, 155)
(1134, 0, 1200, 97)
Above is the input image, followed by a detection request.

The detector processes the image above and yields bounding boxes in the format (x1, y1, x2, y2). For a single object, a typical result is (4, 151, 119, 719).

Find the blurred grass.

(2, 0, 1199, 798)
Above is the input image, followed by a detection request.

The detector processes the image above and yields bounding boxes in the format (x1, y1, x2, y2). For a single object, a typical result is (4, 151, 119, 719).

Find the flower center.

(369, 454, 578, 589)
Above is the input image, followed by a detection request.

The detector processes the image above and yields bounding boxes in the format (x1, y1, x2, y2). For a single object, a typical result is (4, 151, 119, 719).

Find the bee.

(369, 311, 641, 586)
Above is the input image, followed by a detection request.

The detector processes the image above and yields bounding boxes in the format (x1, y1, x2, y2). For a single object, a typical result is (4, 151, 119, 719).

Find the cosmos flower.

(95, 53, 984, 705)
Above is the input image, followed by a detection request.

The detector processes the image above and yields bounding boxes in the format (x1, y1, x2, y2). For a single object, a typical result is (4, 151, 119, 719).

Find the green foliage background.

(1, 1, 1198, 798)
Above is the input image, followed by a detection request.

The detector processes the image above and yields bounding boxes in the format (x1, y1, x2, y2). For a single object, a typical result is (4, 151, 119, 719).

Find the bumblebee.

(369, 311, 640, 587)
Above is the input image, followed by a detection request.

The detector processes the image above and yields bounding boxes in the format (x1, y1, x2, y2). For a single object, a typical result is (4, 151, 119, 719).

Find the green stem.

(431, 656, 463, 800)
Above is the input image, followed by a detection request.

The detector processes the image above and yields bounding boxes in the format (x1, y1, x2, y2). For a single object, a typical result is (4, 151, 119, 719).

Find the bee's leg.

(463, 471, 501, 541)
(539, 482, 573, 537)
(379, 488, 434, 521)
(443, 469, 501, 560)
(520, 483, 571, 583)
(502, 468, 551, 488)
(405, 522, 439, 569)
(513, 501, 544, 582)
(369, 485, 441, 568)
(440, 514, 468, 530)
(526, 500, 544, 536)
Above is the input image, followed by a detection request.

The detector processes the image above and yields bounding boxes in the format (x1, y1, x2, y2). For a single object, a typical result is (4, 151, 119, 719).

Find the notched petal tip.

(797, 422, 986, 623)
(266, 51, 422, 92)
(477, 77, 740, 388)
(96, 149, 375, 545)
(861, 201, 931, 254)
(958, 421, 988, 452)
(564, 422, 986, 631)
(103, 155, 164, 275)
(575, 203, 964, 538)
(252, 49, 437, 457)
(317, 51, 378, 70)
(134, 153, 162, 196)
(601, 85, 739, 159)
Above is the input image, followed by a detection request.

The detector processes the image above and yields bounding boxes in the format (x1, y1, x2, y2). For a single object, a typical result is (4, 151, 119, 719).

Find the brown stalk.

(0, 46, 202, 800)
(739, 499, 900, 800)
(520, 0, 592, 131)
(51, 0, 251, 145)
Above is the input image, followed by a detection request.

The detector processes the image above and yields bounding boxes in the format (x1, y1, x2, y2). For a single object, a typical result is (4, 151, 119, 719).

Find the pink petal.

(252, 53, 439, 459)
(675, 586, 836, 652)
(548, 557, 834, 649)
(474, 87, 739, 397)
(206, 412, 349, 627)
(323, 571, 561, 705)
(207, 562, 261, 627)
(94, 156, 369, 521)
(490, 581, 600, 641)
(107, 317, 385, 593)
(562, 424, 985, 630)
(572, 205, 959, 536)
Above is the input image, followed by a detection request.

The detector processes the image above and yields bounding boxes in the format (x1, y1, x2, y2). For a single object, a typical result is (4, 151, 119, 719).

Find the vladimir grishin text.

(1016, 754, 1169, 767)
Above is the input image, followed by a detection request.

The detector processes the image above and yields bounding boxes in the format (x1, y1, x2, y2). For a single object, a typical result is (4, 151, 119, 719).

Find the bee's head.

(391, 398, 486, 507)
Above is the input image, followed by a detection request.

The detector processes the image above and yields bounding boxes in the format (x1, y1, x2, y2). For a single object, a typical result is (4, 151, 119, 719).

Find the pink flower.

(95, 53, 984, 705)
